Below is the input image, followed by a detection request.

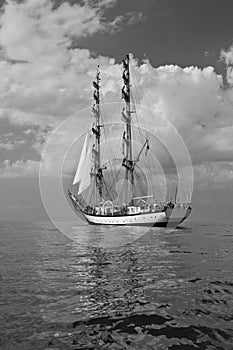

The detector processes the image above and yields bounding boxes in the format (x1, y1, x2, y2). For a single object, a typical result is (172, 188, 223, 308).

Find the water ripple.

(0, 221, 233, 349)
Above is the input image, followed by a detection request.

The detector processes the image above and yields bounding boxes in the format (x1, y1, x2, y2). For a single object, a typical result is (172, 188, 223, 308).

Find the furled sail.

(73, 133, 93, 195)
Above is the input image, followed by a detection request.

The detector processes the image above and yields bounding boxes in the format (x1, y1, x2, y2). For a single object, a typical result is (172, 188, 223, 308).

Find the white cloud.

(128, 60, 233, 164)
(0, 0, 232, 183)
(0, 141, 15, 151)
(0, 132, 26, 151)
(194, 161, 233, 189)
(0, 0, 137, 128)
(23, 128, 37, 135)
(89, 0, 118, 8)
(0, 159, 39, 178)
(0, 140, 25, 151)
(107, 11, 145, 33)
(221, 45, 233, 85)
(0, 0, 119, 62)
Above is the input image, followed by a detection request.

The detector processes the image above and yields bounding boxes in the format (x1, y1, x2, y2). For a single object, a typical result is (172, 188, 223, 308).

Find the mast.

(92, 66, 103, 200)
(122, 54, 134, 186)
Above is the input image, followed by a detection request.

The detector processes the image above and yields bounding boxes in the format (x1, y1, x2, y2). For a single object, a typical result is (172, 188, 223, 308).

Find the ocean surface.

(0, 221, 233, 350)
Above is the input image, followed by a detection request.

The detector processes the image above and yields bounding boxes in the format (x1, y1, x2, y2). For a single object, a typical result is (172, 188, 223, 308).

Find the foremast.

(122, 54, 134, 186)
(92, 66, 103, 200)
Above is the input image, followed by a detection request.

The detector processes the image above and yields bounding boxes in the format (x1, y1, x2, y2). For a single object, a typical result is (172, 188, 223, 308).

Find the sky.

(0, 0, 233, 223)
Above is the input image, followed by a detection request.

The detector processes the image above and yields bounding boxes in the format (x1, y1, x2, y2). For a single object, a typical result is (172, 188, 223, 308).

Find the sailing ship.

(68, 55, 192, 227)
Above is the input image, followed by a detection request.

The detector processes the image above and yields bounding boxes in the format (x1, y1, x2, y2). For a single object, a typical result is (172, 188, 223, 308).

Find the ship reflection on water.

(71, 233, 173, 349)
(65, 222, 154, 247)
(1, 222, 233, 349)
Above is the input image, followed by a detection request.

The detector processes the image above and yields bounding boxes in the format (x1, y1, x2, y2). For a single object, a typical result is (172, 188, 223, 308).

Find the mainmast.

(92, 66, 103, 200)
(122, 54, 134, 185)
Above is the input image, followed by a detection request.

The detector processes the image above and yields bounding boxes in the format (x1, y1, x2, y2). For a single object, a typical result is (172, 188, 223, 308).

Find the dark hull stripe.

(86, 217, 188, 227)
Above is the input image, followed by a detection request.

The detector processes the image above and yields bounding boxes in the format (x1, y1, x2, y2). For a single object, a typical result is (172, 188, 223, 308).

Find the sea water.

(0, 221, 233, 349)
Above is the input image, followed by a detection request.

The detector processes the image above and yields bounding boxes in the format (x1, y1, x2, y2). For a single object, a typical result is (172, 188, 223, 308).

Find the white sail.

(77, 142, 93, 194)
(73, 133, 88, 185)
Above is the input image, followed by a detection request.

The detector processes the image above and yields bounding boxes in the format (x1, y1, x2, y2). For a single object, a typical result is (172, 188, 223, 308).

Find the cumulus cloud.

(0, 159, 39, 178)
(221, 45, 233, 85)
(128, 60, 233, 166)
(0, 141, 16, 151)
(0, 0, 232, 189)
(0, 131, 26, 151)
(107, 11, 145, 33)
(0, 0, 140, 127)
(0, 140, 25, 151)
(194, 161, 233, 189)
(0, 0, 128, 62)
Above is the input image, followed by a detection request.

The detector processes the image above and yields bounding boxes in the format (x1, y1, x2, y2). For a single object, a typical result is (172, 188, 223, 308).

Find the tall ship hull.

(84, 207, 191, 227)
(69, 193, 191, 227)
(68, 54, 192, 228)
